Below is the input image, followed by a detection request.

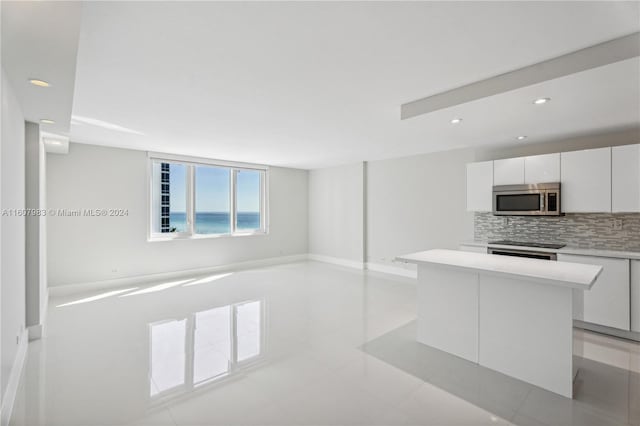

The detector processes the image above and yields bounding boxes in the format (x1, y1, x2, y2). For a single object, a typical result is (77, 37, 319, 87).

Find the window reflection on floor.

(149, 300, 264, 399)
(150, 319, 187, 396)
(237, 301, 261, 362)
(194, 306, 231, 384)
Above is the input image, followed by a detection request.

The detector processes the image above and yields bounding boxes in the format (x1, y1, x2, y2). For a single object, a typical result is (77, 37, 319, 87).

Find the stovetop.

(488, 240, 566, 250)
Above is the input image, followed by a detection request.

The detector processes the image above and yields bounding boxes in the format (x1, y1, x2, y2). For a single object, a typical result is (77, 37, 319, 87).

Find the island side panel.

(417, 264, 479, 363)
(478, 274, 574, 398)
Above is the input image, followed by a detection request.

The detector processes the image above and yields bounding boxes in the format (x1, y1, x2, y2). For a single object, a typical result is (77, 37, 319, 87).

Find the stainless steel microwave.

(492, 183, 562, 216)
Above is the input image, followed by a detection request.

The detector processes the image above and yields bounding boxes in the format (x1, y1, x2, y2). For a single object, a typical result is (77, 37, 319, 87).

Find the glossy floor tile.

(10, 261, 640, 425)
(363, 322, 640, 426)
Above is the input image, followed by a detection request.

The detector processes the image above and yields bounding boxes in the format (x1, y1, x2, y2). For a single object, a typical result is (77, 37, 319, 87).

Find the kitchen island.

(396, 249, 602, 398)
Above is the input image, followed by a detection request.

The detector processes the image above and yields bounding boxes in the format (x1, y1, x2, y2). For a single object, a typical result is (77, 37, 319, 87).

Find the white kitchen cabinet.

(459, 244, 487, 253)
(560, 147, 611, 213)
(524, 153, 560, 184)
(494, 157, 525, 185)
(466, 161, 493, 212)
(612, 144, 640, 213)
(558, 254, 629, 331)
(632, 260, 640, 333)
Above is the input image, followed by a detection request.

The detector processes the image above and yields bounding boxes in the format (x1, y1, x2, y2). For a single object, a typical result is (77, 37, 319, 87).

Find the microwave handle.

(541, 193, 545, 211)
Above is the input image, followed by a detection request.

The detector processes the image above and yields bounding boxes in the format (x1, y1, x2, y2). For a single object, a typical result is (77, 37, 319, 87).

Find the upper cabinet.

(561, 147, 611, 213)
(466, 144, 636, 213)
(493, 154, 560, 186)
(612, 144, 640, 213)
(524, 153, 560, 184)
(466, 161, 493, 212)
(493, 158, 524, 185)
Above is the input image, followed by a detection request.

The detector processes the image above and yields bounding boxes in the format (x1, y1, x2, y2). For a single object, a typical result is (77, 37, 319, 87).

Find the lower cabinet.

(558, 254, 630, 331)
(632, 260, 640, 333)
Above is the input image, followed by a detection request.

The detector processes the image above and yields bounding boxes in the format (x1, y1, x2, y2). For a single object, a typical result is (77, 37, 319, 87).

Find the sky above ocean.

(168, 163, 261, 213)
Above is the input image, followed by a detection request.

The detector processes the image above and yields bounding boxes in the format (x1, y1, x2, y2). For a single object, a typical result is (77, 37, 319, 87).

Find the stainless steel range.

(487, 240, 566, 261)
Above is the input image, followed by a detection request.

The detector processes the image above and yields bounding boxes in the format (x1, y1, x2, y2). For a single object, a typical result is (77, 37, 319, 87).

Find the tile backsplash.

(474, 212, 640, 251)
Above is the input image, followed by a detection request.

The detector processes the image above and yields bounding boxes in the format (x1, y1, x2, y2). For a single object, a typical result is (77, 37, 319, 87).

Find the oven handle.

(487, 247, 557, 261)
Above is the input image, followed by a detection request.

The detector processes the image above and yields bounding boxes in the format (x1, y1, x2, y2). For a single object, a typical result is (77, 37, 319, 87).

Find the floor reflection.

(149, 300, 265, 400)
(150, 318, 188, 396)
(193, 305, 231, 385)
(362, 321, 640, 426)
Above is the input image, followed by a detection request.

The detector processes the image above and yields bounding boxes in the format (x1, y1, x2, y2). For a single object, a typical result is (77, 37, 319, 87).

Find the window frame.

(147, 152, 268, 241)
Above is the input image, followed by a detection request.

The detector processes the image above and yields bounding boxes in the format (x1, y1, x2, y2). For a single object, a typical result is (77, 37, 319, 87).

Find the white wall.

(366, 149, 476, 270)
(25, 122, 47, 339)
(38, 134, 47, 330)
(47, 143, 308, 287)
(1, 68, 26, 399)
(305, 129, 640, 274)
(308, 163, 364, 262)
(306, 152, 476, 270)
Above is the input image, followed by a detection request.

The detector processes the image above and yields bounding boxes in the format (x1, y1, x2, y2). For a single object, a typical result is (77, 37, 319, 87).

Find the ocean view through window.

(195, 165, 231, 234)
(149, 154, 267, 239)
(236, 169, 262, 232)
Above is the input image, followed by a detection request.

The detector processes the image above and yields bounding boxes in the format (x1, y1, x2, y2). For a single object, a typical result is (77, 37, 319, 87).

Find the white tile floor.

(10, 261, 640, 426)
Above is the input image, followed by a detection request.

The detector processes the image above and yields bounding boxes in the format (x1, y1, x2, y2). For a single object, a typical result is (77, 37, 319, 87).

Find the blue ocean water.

(169, 212, 260, 234)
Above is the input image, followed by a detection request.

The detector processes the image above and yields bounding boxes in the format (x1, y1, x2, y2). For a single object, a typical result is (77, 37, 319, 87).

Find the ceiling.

(6, 2, 640, 169)
(1, 1, 82, 135)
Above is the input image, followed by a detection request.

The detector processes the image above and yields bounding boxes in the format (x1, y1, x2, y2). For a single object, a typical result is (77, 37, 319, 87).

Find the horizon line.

(169, 211, 259, 214)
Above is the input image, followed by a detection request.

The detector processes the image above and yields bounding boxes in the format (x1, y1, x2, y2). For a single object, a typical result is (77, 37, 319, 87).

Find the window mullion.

(186, 315, 195, 390)
(231, 305, 238, 365)
(187, 165, 195, 236)
(261, 171, 266, 233)
(230, 169, 237, 234)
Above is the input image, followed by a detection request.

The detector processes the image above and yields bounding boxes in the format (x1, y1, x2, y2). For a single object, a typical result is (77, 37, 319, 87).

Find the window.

(149, 154, 267, 240)
(235, 170, 262, 232)
(195, 166, 231, 235)
(151, 162, 188, 234)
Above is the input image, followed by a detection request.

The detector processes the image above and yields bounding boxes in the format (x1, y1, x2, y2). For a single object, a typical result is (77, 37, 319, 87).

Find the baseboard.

(48, 254, 418, 299)
(365, 262, 418, 279)
(27, 324, 44, 341)
(307, 254, 365, 270)
(305, 255, 418, 278)
(27, 288, 49, 341)
(1, 328, 28, 426)
(48, 254, 308, 298)
(574, 320, 640, 342)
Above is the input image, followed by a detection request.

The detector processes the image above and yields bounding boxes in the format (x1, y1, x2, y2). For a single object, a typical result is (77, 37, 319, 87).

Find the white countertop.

(396, 249, 602, 290)
(461, 240, 640, 260)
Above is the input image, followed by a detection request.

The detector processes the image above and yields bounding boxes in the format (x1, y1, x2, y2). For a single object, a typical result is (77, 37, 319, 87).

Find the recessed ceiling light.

(29, 79, 50, 87)
(40, 119, 55, 125)
(49, 140, 62, 145)
(517, 135, 527, 140)
(533, 97, 551, 105)
(450, 118, 463, 124)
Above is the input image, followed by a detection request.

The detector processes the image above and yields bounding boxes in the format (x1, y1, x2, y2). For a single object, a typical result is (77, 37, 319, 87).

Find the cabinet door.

(466, 161, 493, 212)
(560, 148, 611, 213)
(632, 260, 640, 333)
(612, 144, 640, 213)
(524, 153, 560, 184)
(494, 158, 525, 185)
(558, 254, 629, 330)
